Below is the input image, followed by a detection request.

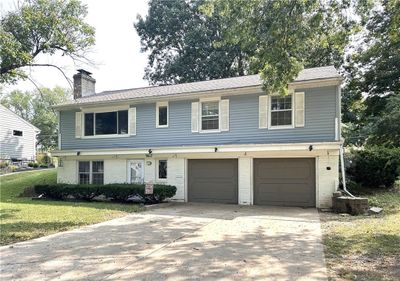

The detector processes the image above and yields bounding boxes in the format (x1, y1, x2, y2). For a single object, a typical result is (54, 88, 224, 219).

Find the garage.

(188, 159, 238, 204)
(254, 158, 315, 207)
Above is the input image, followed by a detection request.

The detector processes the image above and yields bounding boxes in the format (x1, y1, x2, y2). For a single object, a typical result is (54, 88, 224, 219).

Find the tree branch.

(26, 76, 56, 114)
(27, 64, 73, 90)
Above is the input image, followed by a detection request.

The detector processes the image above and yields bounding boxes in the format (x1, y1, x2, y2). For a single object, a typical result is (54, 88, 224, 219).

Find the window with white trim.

(156, 102, 168, 128)
(84, 110, 128, 136)
(78, 161, 104, 184)
(157, 160, 167, 180)
(201, 101, 219, 131)
(270, 95, 293, 127)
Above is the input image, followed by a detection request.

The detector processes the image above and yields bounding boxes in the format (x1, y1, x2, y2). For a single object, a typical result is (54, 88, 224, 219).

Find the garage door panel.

(188, 159, 238, 204)
(254, 158, 315, 207)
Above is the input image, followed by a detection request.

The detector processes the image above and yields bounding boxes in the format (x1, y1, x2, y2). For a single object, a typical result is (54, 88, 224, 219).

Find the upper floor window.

(156, 102, 168, 128)
(201, 101, 219, 131)
(270, 95, 293, 127)
(78, 161, 104, 184)
(13, 130, 23, 136)
(84, 110, 128, 136)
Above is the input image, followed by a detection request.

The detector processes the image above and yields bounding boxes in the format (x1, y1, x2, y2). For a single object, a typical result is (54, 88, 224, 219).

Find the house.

(53, 66, 342, 208)
(0, 104, 40, 161)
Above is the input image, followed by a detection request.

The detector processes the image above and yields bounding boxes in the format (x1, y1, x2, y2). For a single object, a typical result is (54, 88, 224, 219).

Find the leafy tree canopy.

(0, 0, 95, 84)
(135, 0, 249, 85)
(0, 87, 70, 150)
(200, 0, 365, 94)
(341, 0, 400, 147)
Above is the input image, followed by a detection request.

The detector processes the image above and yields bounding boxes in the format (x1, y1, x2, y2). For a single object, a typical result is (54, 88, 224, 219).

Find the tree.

(202, 0, 363, 94)
(135, 0, 249, 85)
(0, 0, 95, 84)
(0, 87, 70, 150)
(341, 0, 400, 147)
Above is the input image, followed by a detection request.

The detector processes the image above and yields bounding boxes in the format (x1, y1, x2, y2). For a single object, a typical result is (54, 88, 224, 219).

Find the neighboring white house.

(0, 104, 40, 161)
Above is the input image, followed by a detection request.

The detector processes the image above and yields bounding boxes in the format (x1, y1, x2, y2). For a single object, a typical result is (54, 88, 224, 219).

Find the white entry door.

(128, 160, 144, 184)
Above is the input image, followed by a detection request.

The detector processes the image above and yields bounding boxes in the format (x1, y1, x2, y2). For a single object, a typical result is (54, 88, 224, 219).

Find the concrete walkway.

(0, 203, 327, 281)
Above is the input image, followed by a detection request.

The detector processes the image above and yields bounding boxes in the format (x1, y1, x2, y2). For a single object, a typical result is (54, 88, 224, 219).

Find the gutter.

(52, 141, 342, 157)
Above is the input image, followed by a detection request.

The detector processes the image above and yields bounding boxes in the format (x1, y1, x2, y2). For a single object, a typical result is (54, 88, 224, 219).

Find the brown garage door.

(254, 158, 315, 207)
(188, 159, 238, 204)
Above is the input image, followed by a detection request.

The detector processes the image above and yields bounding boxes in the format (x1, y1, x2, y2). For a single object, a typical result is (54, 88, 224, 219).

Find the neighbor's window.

(158, 160, 167, 179)
(156, 102, 168, 128)
(13, 130, 23, 136)
(84, 110, 128, 136)
(78, 161, 104, 184)
(270, 95, 292, 127)
(201, 101, 219, 130)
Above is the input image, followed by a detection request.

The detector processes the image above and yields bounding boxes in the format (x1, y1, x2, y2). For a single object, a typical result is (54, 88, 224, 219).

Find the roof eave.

(54, 76, 343, 111)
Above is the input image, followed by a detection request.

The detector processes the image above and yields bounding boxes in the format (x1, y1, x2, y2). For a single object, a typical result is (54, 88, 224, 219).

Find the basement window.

(157, 160, 167, 180)
(78, 161, 104, 184)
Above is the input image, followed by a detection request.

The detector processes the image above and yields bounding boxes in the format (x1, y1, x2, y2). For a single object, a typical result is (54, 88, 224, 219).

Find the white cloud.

(1, 0, 150, 93)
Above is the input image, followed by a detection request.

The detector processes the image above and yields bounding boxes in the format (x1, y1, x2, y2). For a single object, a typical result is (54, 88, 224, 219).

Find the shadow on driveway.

(0, 203, 327, 281)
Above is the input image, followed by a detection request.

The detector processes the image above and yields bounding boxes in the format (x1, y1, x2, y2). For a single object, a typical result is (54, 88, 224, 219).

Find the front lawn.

(320, 187, 400, 281)
(0, 170, 142, 245)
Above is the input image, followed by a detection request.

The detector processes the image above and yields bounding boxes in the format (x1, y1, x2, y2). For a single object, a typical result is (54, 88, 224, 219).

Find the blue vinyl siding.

(60, 86, 338, 150)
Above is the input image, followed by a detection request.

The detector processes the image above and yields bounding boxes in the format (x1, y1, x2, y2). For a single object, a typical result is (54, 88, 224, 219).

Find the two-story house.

(54, 66, 342, 208)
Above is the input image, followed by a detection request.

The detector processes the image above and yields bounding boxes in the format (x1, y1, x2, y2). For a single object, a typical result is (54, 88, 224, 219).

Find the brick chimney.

(73, 69, 96, 99)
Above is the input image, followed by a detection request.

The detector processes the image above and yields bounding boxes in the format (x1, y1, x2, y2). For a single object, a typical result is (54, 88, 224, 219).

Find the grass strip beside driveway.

(0, 170, 142, 245)
(320, 188, 400, 281)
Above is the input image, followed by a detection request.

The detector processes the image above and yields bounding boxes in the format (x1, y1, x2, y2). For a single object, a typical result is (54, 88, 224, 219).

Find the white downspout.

(340, 144, 355, 197)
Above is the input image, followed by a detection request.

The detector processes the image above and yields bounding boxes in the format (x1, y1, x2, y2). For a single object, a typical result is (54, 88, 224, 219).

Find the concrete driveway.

(0, 203, 327, 281)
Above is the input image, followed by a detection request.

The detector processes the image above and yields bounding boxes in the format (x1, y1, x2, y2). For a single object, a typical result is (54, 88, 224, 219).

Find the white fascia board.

(52, 141, 342, 157)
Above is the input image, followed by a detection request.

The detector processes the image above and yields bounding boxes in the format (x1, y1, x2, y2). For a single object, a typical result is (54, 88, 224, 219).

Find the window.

(13, 130, 23, 136)
(84, 110, 128, 136)
(201, 101, 219, 131)
(156, 102, 168, 128)
(79, 161, 90, 184)
(270, 95, 293, 127)
(158, 160, 167, 180)
(78, 161, 104, 184)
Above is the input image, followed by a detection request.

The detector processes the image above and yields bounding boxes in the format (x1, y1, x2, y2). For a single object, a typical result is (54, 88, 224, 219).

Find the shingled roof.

(56, 65, 341, 108)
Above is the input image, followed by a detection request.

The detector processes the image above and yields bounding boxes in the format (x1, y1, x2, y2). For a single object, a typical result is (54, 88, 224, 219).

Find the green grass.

(0, 170, 142, 245)
(321, 188, 400, 281)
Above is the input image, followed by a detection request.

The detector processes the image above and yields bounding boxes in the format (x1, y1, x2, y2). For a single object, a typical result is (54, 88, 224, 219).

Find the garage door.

(254, 158, 315, 207)
(188, 159, 238, 204)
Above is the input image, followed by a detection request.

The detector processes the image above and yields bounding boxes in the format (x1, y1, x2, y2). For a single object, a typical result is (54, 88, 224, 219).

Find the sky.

(1, 0, 151, 94)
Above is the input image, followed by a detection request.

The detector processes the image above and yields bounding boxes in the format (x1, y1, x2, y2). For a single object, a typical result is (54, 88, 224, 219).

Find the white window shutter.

(259, 95, 268, 129)
(295, 92, 305, 127)
(191, 102, 199, 132)
(220, 99, 229, 131)
(129, 107, 136, 135)
(75, 112, 82, 138)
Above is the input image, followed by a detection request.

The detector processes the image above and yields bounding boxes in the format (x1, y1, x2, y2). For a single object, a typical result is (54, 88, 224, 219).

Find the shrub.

(0, 161, 9, 169)
(346, 146, 400, 188)
(32, 163, 39, 168)
(34, 183, 177, 203)
(39, 164, 48, 168)
(28, 162, 34, 167)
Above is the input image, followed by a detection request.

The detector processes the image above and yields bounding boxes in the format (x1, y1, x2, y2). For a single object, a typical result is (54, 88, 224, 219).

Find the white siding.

(317, 154, 339, 208)
(0, 105, 38, 160)
(167, 158, 185, 201)
(238, 157, 252, 205)
(104, 159, 127, 184)
(144, 159, 156, 183)
(57, 160, 77, 184)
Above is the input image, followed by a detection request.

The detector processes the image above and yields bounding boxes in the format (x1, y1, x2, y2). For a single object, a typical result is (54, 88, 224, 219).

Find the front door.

(128, 160, 144, 184)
